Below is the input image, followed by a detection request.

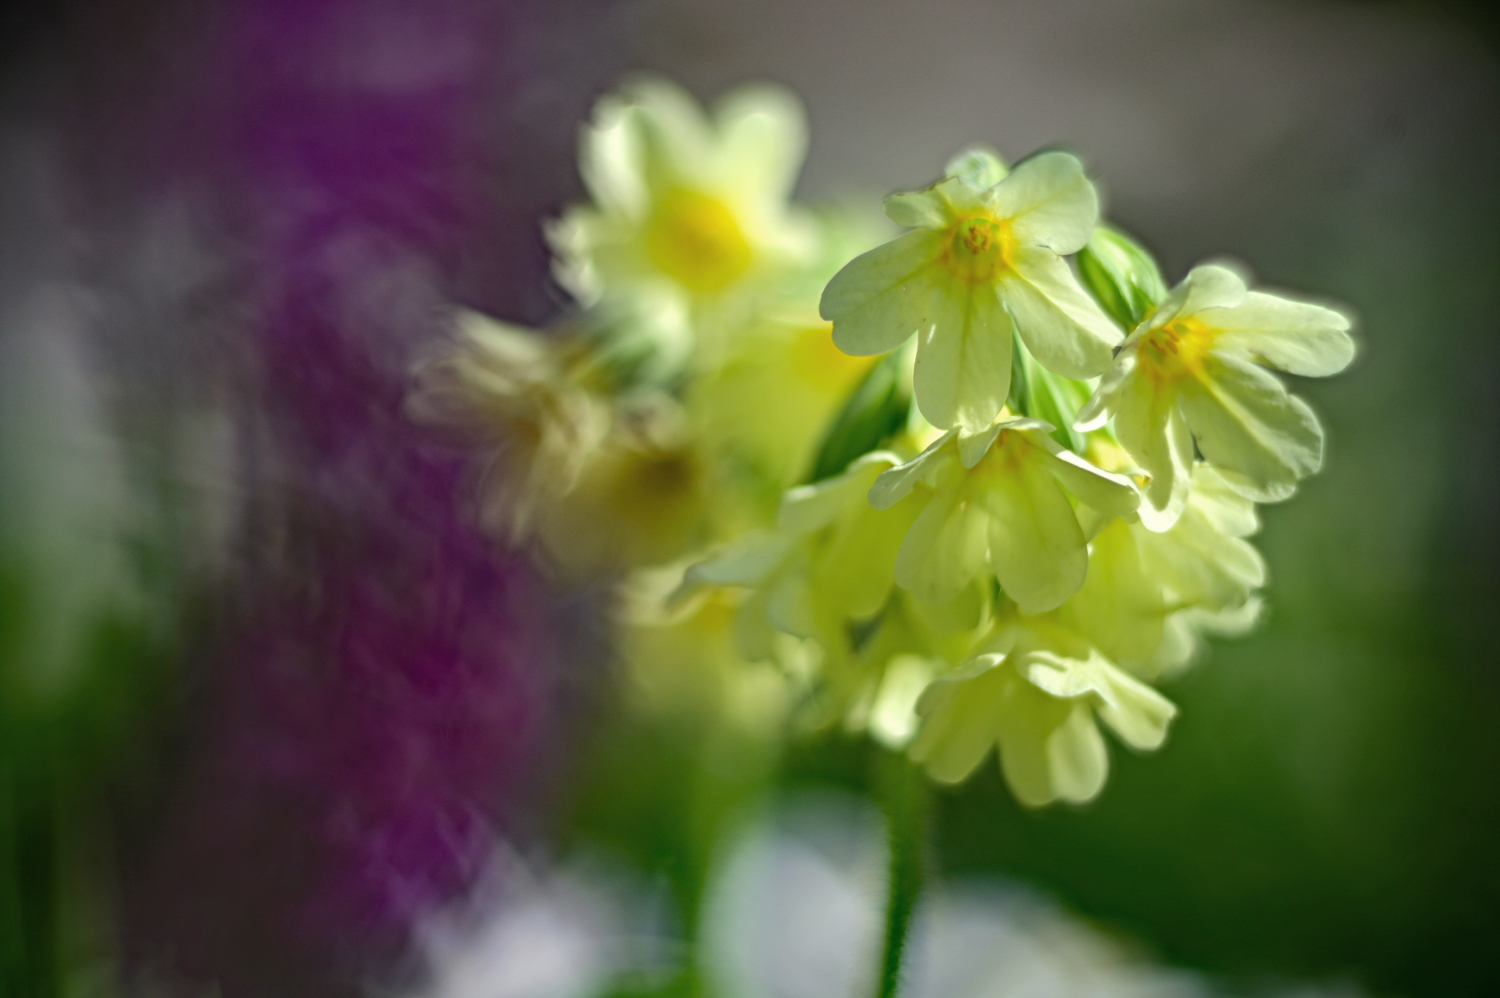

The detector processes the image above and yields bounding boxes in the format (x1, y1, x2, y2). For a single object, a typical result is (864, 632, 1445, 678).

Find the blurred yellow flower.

(689, 311, 876, 497)
(617, 565, 795, 734)
(410, 310, 709, 582)
(683, 452, 926, 714)
(408, 310, 610, 543)
(548, 77, 817, 325)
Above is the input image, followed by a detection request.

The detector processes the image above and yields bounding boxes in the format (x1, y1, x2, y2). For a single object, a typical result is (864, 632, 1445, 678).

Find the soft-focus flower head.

(530, 393, 710, 582)
(411, 310, 710, 583)
(820, 147, 1121, 433)
(409, 310, 613, 544)
(687, 304, 877, 504)
(616, 563, 797, 734)
(547, 76, 818, 325)
(869, 417, 1138, 613)
(1077, 263, 1355, 528)
(910, 616, 1177, 806)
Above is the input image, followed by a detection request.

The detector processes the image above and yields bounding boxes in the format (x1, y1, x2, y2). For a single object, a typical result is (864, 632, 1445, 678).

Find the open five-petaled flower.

(1076, 264, 1355, 528)
(820, 150, 1121, 433)
(868, 417, 1138, 613)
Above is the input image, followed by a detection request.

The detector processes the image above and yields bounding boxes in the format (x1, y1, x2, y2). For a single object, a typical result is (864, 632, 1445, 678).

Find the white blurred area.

(411, 792, 1369, 998)
(409, 850, 676, 998)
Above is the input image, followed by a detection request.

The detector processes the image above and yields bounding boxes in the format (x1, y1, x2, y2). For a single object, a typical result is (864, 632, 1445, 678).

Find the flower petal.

(944, 146, 1008, 189)
(685, 531, 795, 588)
(1110, 363, 1193, 530)
(884, 189, 952, 230)
(1059, 523, 1168, 664)
(990, 151, 1098, 254)
(713, 83, 807, 206)
(978, 449, 1088, 614)
(912, 277, 1014, 432)
(957, 421, 1006, 470)
(822, 231, 946, 355)
(894, 481, 989, 603)
(1074, 345, 1134, 432)
(1179, 355, 1323, 501)
(910, 657, 1006, 784)
(1137, 468, 1266, 611)
(995, 690, 1106, 807)
(1041, 703, 1111, 803)
(622, 77, 711, 194)
(1033, 437, 1140, 520)
(817, 488, 924, 619)
(1142, 512, 1265, 611)
(1018, 649, 1109, 700)
(1002, 248, 1120, 380)
(1209, 291, 1355, 377)
(1186, 464, 1261, 538)
(869, 429, 958, 510)
(578, 96, 647, 218)
(1151, 263, 1248, 327)
(1094, 662, 1177, 751)
(778, 452, 897, 534)
(956, 415, 1049, 469)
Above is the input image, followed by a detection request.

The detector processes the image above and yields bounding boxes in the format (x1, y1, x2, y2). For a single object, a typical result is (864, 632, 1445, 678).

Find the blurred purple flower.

(75, 0, 626, 994)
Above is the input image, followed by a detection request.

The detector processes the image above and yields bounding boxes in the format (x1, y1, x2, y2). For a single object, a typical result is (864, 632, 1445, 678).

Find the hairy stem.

(873, 747, 928, 998)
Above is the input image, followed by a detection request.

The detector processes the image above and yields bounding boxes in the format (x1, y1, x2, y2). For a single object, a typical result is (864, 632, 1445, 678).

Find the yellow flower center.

(941, 216, 1015, 284)
(1138, 316, 1218, 384)
(645, 189, 753, 295)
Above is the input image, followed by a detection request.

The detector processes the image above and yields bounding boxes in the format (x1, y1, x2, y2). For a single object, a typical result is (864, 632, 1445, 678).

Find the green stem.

(872, 747, 929, 998)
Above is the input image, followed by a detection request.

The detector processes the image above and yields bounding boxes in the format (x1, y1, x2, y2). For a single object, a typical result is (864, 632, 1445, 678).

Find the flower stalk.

(873, 746, 929, 998)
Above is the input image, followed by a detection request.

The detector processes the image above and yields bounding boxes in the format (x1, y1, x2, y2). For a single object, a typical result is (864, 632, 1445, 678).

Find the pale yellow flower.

(548, 77, 816, 313)
(682, 452, 938, 718)
(1059, 463, 1266, 677)
(910, 616, 1176, 806)
(821, 149, 1120, 433)
(617, 565, 795, 733)
(687, 452, 918, 653)
(1077, 264, 1355, 526)
(868, 418, 1138, 613)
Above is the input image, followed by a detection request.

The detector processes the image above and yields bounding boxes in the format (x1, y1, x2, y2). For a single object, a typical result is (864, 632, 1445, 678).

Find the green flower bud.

(1077, 225, 1168, 330)
(943, 145, 1008, 188)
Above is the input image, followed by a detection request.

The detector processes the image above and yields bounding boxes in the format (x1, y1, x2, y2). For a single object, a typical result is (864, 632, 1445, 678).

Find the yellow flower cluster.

(410, 78, 1355, 808)
(409, 77, 878, 735)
